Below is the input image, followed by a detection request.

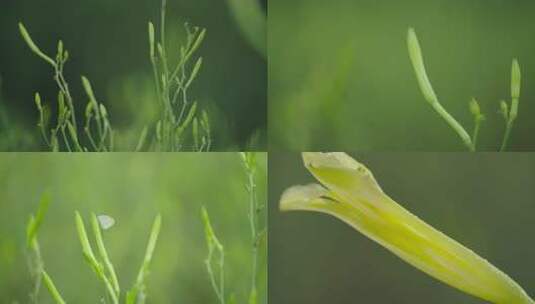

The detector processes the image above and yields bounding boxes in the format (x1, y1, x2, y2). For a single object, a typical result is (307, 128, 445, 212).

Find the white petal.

(97, 214, 115, 230)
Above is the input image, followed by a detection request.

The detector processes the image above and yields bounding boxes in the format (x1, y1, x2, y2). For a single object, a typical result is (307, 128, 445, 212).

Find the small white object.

(97, 215, 115, 230)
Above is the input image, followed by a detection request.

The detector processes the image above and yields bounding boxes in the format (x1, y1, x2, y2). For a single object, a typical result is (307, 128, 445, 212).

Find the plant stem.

(500, 121, 513, 152)
(472, 118, 481, 149)
(42, 270, 66, 304)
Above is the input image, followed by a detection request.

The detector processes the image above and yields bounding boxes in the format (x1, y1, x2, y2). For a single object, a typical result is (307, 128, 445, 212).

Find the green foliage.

(42, 271, 66, 304)
(202, 153, 266, 304)
(25, 200, 161, 304)
(126, 214, 162, 304)
(240, 152, 263, 304)
(226, 0, 266, 57)
(19, 22, 113, 152)
(18, 0, 211, 152)
(25, 193, 50, 304)
(3, 154, 267, 303)
(501, 59, 521, 151)
(0, 78, 36, 150)
(148, 0, 212, 151)
(202, 207, 226, 304)
(408, 28, 522, 151)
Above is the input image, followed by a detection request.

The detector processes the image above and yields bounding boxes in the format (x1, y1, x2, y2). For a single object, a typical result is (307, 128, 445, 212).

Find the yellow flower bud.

(281, 153, 534, 304)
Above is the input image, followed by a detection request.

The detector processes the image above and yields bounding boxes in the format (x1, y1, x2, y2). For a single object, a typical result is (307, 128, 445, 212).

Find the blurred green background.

(269, 153, 535, 303)
(0, 152, 267, 303)
(269, 0, 535, 151)
(0, 0, 266, 151)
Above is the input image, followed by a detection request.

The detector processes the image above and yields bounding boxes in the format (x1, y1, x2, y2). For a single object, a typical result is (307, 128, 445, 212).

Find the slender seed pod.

(18, 22, 56, 67)
(148, 22, 156, 59)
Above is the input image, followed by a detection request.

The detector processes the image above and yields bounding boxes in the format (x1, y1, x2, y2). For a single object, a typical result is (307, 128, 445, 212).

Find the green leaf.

(26, 192, 51, 247)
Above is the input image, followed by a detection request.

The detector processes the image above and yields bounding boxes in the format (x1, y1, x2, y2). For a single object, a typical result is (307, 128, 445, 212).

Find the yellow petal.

(280, 153, 534, 304)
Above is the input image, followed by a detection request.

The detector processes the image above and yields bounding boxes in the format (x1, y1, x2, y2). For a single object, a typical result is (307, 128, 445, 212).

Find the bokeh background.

(0, 0, 266, 151)
(269, 0, 535, 151)
(0, 153, 267, 303)
(269, 153, 535, 303)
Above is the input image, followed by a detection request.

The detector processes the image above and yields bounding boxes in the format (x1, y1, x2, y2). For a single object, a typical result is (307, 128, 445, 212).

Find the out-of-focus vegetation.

(269, 0, 535, 151)
(227, 0, 267, 57)
(270, 152, 535, 303)
(0, 152, 267, 303)
(0, 79, 35, 150)
(0, 0, 266, 151)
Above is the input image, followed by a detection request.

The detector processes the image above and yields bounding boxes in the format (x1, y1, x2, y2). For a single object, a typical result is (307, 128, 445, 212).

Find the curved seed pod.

(407, 28, 473, 151)
(18, 22, 56, 67)
(281, 153, 534, 304)
(407, 28, 438, 105)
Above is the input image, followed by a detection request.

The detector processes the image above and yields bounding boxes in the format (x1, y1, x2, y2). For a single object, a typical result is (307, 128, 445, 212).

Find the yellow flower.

(280, 152, 533, 304)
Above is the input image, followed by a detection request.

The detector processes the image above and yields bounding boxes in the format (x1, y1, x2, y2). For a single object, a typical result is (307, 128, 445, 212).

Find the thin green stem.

(500, 122, 513, 152)
(241, 152, 261, 303)
(42, 270, 66, 304)
(472, 118, 481, 149)
(127, 214, 162, 304)
(201, 207, 225, 304)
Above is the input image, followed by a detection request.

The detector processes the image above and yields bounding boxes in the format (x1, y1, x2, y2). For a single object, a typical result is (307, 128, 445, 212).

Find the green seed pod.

(511, 59, 521, 100)
(156, 120, 162, 141)
(187, 29, 206, 60)
(193, 117, 199, 149)
(201, 110, 210, 134)
(181, 102, 197, 128)
(85, 100, 94, 120)
(469, 98, 480, 117)
(34, 93, 42, 110)
(81, 76, 97, 103)
(500, 100, 509, 120)
(75, 211, 97, 264)
(56, 40, 64, 62)
(148, 22, 155, 58)
(186, 57, 203, 88)
(407, 28, 438, 105)
(157, 43, 164, 60)
(18, 22, 56, 67)
(99, 104, 108, 118)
